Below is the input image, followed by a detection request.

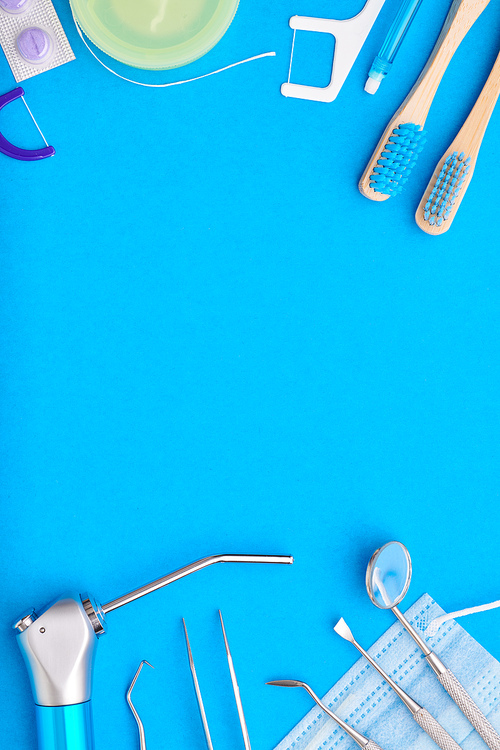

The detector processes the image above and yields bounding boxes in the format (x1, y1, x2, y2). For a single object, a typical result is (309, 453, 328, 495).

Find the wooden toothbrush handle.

(452, 48, 500, 159)
(399, 0, 492, 123)
(359, 0, 491, 200)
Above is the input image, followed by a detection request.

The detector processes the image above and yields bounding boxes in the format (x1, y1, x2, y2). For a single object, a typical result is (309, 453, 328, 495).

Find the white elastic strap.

(427, 599, 500, 636)
(72, 14, 276, 88)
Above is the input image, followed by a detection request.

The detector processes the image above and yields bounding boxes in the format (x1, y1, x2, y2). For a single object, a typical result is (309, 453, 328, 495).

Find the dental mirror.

(364, 541, 500, 750)
(366, 540, 412, 609)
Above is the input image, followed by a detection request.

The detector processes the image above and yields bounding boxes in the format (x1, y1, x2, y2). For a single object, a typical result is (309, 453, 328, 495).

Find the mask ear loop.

(427, 599, 500, 636)
(71, 13, 276, 88)
(0, 88, 55, 161)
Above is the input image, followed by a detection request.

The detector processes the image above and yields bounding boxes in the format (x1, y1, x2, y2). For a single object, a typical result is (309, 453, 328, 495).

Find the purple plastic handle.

(0, 87, 55, 161)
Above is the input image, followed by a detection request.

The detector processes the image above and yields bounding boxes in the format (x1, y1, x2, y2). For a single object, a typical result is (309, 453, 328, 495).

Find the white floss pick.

(0, 0, 74, 82)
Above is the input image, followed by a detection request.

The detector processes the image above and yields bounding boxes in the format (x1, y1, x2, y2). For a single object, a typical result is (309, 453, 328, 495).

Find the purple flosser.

(0, 87, 55, 161)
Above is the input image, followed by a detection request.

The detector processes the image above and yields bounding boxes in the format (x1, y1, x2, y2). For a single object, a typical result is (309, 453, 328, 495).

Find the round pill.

(16, 27, 54, 64)
(0, 0, 33, 13)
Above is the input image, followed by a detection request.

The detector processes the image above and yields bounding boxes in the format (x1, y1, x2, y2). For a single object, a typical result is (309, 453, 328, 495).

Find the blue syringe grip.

(35, 703, 95, 750)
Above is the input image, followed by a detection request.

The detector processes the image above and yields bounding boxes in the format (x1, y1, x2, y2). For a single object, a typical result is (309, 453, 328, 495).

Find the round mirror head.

(366, 541, 411, 609)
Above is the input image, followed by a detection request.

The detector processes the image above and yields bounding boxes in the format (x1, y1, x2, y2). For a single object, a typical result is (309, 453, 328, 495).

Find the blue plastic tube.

(365, 0, 424, 94)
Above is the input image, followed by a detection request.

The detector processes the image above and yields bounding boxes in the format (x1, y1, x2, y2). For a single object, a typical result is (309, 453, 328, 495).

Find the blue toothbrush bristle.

(369, 123, 427, 196)
(422, 151, 470, 226)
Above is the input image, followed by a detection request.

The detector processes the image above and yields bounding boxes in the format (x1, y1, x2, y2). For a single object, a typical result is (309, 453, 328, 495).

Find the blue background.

(1, 1, 499, 748)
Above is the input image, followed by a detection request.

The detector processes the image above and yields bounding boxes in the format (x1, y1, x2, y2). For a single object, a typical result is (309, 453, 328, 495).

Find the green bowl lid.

(70, 0, 240, 70)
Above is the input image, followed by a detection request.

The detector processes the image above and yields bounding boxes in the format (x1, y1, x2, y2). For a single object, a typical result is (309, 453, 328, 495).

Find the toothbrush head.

(421, 151, 471, 229)
(369, 123, 427, 196)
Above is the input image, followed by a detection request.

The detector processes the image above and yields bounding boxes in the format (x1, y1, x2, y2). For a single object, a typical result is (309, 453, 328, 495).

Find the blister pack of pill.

(0, 0, 74, 82)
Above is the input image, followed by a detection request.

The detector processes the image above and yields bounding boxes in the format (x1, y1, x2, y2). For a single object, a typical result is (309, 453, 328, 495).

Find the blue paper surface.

(1, 1, 500, 749)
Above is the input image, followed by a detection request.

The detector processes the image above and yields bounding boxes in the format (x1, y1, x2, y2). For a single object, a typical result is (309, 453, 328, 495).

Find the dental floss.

(72, 12, 276, 89)
(20, 93, 48, 145)
(70, 0, 241, 71)
(273, 594, 500, 750)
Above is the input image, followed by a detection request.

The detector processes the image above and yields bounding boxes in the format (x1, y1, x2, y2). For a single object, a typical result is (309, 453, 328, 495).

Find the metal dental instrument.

(182, 619, 214, 750)
(127, 661, 154, 750)
(219, 610, 251, 750)
(334, 618, 462, 750)
(267, 680, 385, 750)
(13, 552, 293, 750)
(366, 541, 500, 750)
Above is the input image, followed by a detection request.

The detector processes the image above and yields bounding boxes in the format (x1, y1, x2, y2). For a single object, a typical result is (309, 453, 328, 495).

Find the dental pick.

(14, 553, 293, 750)
(219, 610, 252, 750)
(182, 618, 214, 750)
(267, 679, 385, 750)
(126, 660, 154, 750)
(334, 618, 462, 750)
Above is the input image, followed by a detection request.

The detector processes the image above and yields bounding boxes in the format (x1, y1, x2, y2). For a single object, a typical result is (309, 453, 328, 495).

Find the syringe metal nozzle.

(102, 553, 293, 614)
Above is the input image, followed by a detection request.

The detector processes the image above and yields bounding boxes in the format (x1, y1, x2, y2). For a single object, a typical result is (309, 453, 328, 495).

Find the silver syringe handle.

(102, 554, 294, 614)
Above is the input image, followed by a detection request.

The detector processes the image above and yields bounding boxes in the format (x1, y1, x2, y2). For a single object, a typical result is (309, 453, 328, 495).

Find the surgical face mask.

(0, 0, 74, 82)
(274, 593, 500, 750)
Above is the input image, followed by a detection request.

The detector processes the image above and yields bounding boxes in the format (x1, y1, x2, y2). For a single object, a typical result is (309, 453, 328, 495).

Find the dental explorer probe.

(14, 552, 293, 750)
(219, 610, 251, 750)
(126, 661, 154, 750)
(366, 541, 500, 750)
(267, 680, 385, 750)
(183, 619, 214, 750)
(183, 612, 254, 750)
(334, 618, 462, 750)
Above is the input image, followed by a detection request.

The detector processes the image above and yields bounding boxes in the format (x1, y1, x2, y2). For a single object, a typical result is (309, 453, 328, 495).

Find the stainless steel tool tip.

(126, 660, 155, 750)
(219, 610, 252, 750)
(182, 619, 214, 750)
(333, 617, 354, 641)
(266, 679, 304, 688)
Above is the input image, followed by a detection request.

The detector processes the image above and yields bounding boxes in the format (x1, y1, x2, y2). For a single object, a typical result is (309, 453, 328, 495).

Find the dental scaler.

(13, 553, 293, 750)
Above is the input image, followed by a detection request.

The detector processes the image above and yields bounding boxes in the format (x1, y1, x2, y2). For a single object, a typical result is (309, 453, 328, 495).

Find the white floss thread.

(72, 14, 276, 89)
(427, 599, 500, 636)
(287, 29, 296, 84)
(21, 94, 49, 145)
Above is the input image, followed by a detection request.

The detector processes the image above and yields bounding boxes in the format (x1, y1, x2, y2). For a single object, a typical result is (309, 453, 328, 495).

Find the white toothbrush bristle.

(423, 151, 471, 226)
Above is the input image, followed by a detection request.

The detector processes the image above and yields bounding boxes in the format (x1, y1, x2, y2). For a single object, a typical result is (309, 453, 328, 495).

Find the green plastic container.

(70, 0, 241, 70)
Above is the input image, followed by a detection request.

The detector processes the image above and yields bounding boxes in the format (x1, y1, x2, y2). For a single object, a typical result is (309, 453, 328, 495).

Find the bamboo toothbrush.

(359, 0, 492, 200)
(416, 48, 500, 233)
